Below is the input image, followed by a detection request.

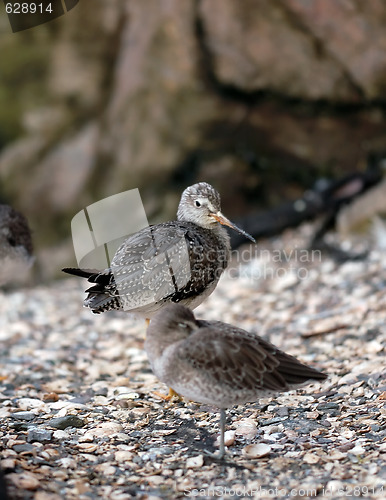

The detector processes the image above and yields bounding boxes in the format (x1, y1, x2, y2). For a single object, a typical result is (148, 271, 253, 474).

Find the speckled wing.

(174, 326, 286, 393)
(110, 223, 192, 310)
(176, 322, 325, 393)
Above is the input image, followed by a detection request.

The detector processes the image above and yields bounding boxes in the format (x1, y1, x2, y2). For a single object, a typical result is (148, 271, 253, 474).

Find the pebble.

(12, 444, 35, 453)
(94, 463, 116, 475)
(17, 398, 46, 410)
(1, 458, 16, 470)
(186, 455, 204, 468)
(49, 415, 86, 429)
(114, 450, 135, 462)
(303, 452, 320, 464)
(52, 429, 70, 440)
(35, 492, 62, 500)
(56, 457, 77, 469)
(27, 427, 53, 443)
(242, 443, 271, 459)
(43, 392, 59, 402)
(7, 471, 40, 490)
(234, 418, 258, 439)
(275, 407, 289, 417)
(77, 443, 98, 453)
(115, 432, 130, 442)
(90, 421, 123, 437)
(223, 430, 236, 447)
(11, 411, 36, 421)
(146, 446, 173, 456)
(350, 445, 366, 455)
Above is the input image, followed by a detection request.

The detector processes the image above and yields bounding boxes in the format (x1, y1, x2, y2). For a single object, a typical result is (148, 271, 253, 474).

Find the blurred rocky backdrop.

(1, 0, 386, 280)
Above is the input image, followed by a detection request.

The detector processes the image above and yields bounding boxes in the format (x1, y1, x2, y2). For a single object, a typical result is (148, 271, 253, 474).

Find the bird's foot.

(204, 449, 227, 461)
(152, 388, 182, 401)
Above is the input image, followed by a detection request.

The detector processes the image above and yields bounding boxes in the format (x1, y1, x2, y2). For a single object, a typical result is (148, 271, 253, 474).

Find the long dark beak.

(210, 212, 255, 243)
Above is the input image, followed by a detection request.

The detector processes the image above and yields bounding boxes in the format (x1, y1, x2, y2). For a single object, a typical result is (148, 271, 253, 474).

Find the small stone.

(145, 477, 165, 489)
(52, 430, 70, 440)
(57, 457, 77, 469)
(27, 427, 53, 443)
(115, 433, 130, 443)
(94, 463, 116, 475)
(77, 443, 98, 453)
(115, 450, 134, 462)
(326, 480, 345, 493)
(234, 418, 258, 439)
(215, 430, 235, 447)
(12, 444, 35, 453)
(35, 492, 62, 500)
(94, 387, 108, 397)
(91, 422, 123, 437)
(242, 443, 271, 459)
(78, 433, 94, 443)
(260, 417, 284, 426)
(49, 415, 86, 429)
(306, 411, 320, 420)
(0, 458, 16, 470)
(11, 411, 36, 421)
(43, 393, 59, 402)
(93, 395, 109, 406)
(40, 448, 60, 460)
(328, 450, 346, 460)
(17, 398, 46, 410)
(223, 430, 236, 447)
(275, 407, 289, 417)
(7, 472, 40, 490)
(351, 445, 366, 455)
(338, 442, 354, 452)
(146, 446, 173, 456)
(186, 455, 204, 468)
(303, 452, 320, 464)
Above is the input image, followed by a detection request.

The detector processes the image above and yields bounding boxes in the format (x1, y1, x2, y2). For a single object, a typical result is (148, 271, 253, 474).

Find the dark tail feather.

(62, 267, 120, 313)
(62, 267, 97, 279)
(276, 351, 328, 385)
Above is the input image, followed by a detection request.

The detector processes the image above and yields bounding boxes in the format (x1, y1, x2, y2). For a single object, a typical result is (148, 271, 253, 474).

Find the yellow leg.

(145, 318, 181, 402)
(143, 318, 150, 339)
(152, 387, 182, 401)
(168, 387, 181, 400)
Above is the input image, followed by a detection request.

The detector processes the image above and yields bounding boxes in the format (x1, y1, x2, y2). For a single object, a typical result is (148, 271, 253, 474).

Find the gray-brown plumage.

(0, 204, 33, 287)
(63, 183, 254, 318)
(145, 304, 327, 458)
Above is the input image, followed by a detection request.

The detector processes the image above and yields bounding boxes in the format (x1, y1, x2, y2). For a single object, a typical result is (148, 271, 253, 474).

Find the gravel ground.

(0, 226, 385, 500)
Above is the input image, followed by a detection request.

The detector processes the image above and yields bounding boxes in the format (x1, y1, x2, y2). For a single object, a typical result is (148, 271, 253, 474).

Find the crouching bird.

(0, 204, 33, 287)
(145, 304, 327, 459)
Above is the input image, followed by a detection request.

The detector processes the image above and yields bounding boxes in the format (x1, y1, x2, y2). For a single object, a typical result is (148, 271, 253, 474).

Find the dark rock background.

(1, 0, 386, 279)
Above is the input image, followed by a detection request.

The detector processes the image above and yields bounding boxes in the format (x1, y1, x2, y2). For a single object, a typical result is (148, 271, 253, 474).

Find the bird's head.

(177, 182, 255, 242)
(146, 304, 199, 346)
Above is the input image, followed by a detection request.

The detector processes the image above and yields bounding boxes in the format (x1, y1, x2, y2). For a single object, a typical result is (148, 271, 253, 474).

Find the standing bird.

(145, 304, 327, 459)
(0, 204, 34, 287)
(63, 183, 254, 320)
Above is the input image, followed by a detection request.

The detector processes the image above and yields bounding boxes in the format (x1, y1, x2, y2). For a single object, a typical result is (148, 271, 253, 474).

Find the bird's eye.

(178, 322, 189, 329)
(194, 200, 201, 208)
